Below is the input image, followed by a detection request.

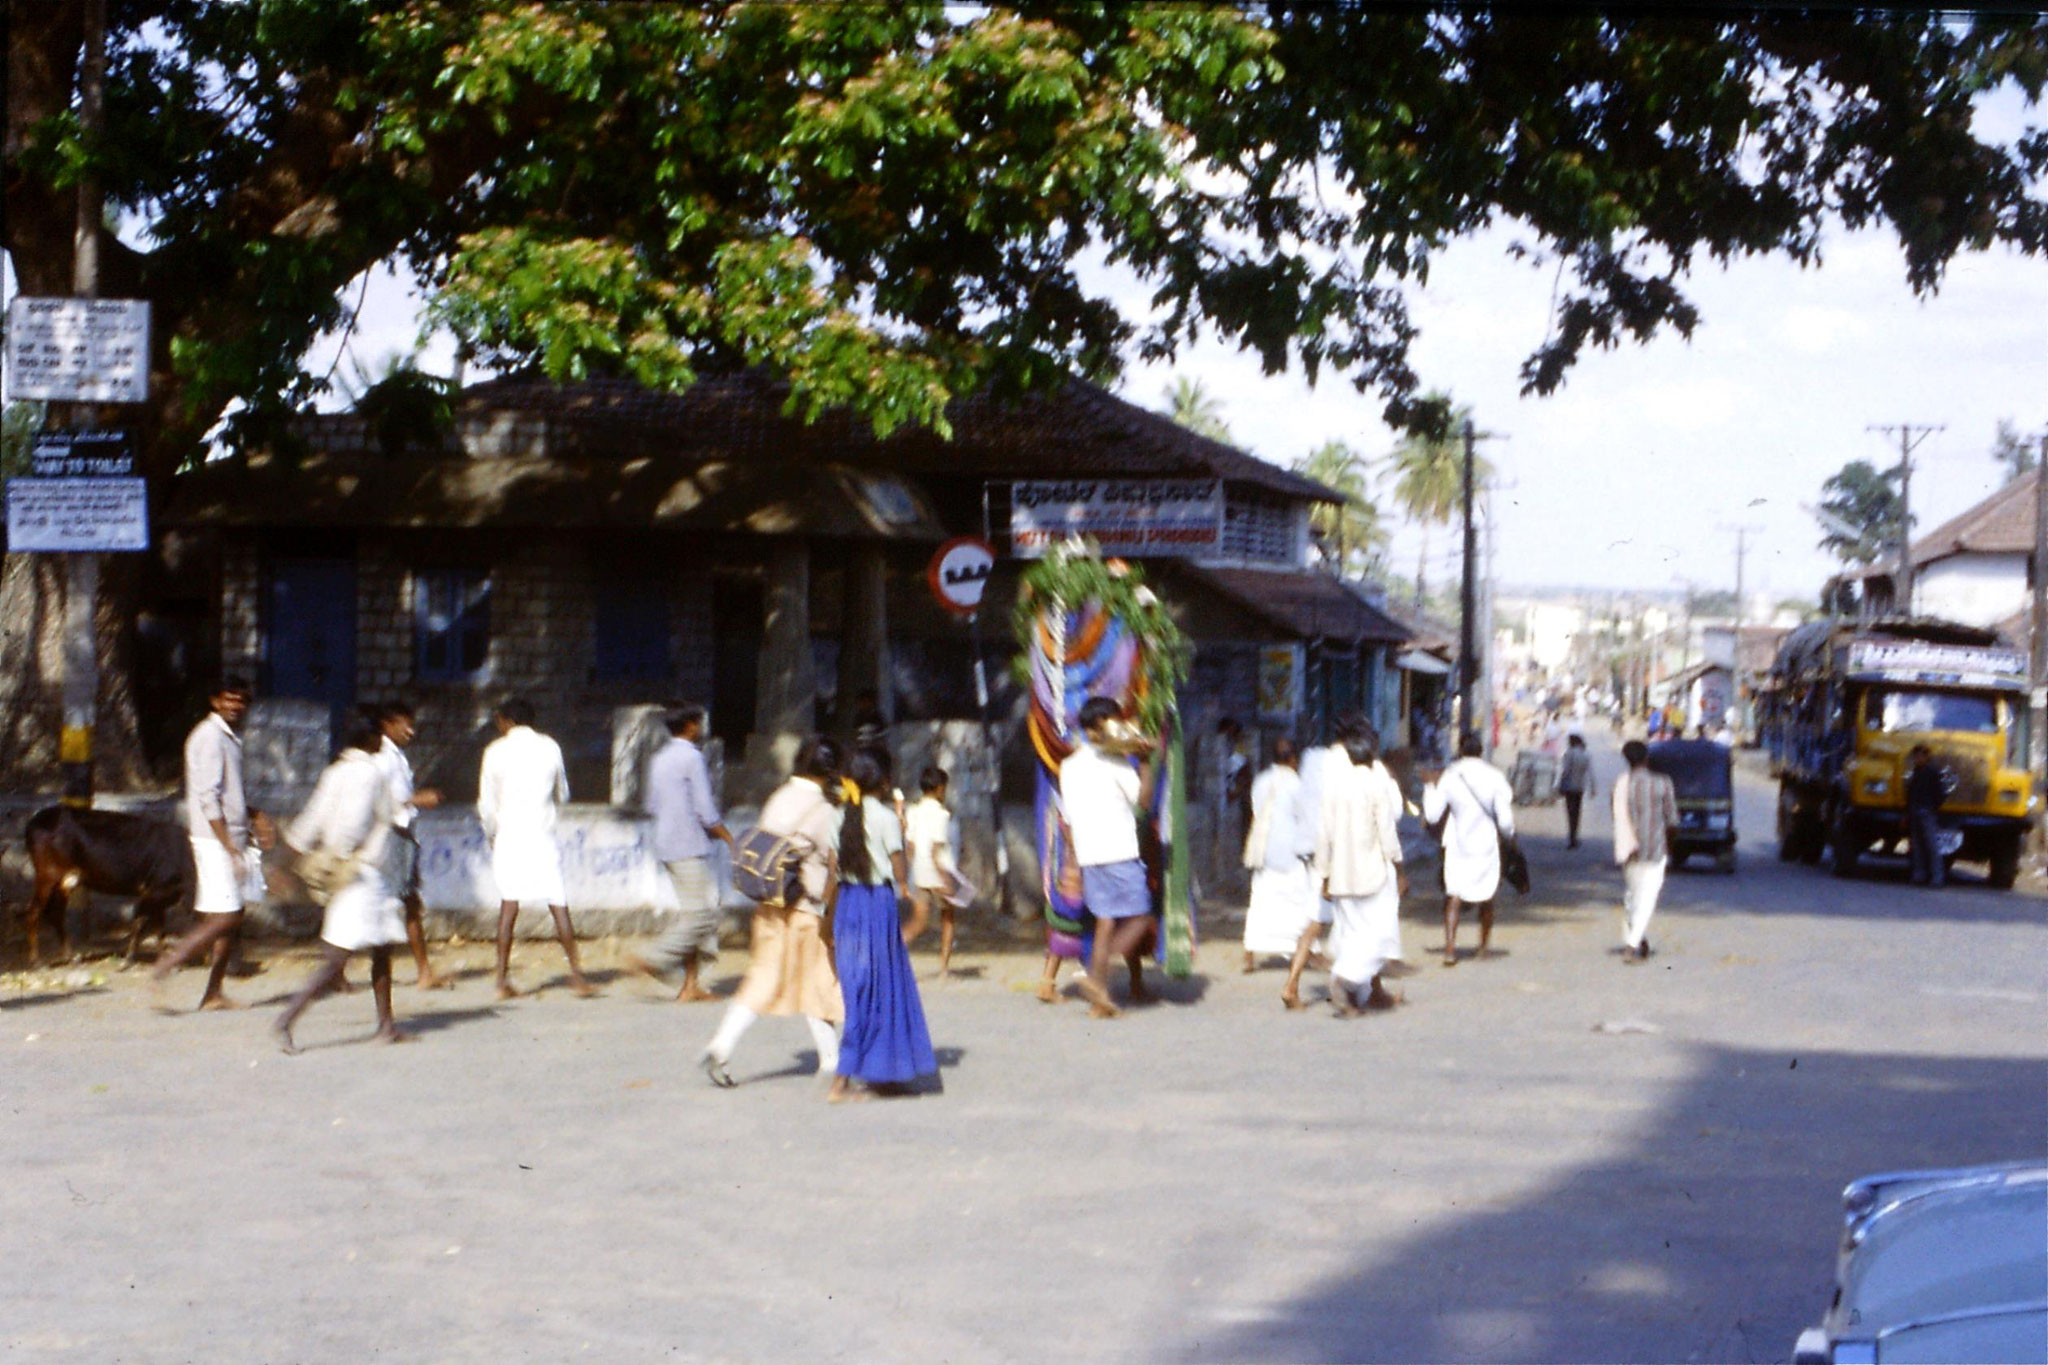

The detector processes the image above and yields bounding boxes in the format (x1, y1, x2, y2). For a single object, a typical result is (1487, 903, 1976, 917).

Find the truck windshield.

(1864, 688, 2000, 734)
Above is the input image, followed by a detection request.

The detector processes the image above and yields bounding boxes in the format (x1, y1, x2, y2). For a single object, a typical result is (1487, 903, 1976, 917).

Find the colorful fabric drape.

(1024, 596, 1195, 976)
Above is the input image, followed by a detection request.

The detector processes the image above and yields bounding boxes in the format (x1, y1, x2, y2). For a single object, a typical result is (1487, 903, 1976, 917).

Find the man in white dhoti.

(1315, 727, 1408, 1015)
(152, 676, 271, 1011)
(1241, 738, 1312, 973)
(274, 710, 410, 1052)
(1611, 739, 1679, 962)
(1281, 715, 1359, 1008)
(479, 697, 594, 999)
(1421, 731, 1515, 967)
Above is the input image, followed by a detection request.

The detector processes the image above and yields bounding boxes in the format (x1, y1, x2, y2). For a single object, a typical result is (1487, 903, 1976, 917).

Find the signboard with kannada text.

(1009, 478, 1223, 558)
(29, 429, 134, 477)
(1847, 640, 2028, 690)
(6, 477, 149, 552)
(5, 296, 151, 404)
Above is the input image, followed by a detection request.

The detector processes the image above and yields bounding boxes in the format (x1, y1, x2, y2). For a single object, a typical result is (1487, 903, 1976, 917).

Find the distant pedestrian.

(1241, 737, 1312, 973)
(1313, 726, 1407, 1016)
(902, 765, 962, 977)
(829, 751, 937, 1101)
(152, 676, 269, 1011)
(626, 703, 735, 1001)
(700, 736, 847, 1088)
(1611, 740, 1679, 962)
(1421, 732, 1515, 967)
(1556, 733, 1594, 850)
(375, 701, 450, 990)
(479, 698, 593, 999)
(1061, 698, 1167, 1019)
(1905, 744, 1956, 888)
(273, 711, 409, 1053)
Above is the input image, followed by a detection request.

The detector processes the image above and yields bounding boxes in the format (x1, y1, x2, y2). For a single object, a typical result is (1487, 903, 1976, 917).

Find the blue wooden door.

(266, 557, 357, 739)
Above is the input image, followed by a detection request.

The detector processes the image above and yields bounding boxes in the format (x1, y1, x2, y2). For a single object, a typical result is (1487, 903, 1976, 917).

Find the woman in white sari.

(273, 711, 409, 1053)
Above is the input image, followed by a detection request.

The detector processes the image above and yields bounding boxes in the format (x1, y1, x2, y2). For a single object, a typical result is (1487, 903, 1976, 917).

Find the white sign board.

(1847, 640, 2028, 690)
(6, 477, 150, 551)
(5, 297, 151, 403)
(928, 536, 996, 615)
(1010, 478, 1223, 558)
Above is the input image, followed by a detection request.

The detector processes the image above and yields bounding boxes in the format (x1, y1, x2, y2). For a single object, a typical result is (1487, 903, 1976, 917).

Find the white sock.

(706, 1003, 756, 1063)
(806, 1015, 840, 1075)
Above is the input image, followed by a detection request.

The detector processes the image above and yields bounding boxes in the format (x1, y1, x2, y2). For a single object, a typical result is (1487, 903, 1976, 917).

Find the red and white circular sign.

(928, 536, 996, 616)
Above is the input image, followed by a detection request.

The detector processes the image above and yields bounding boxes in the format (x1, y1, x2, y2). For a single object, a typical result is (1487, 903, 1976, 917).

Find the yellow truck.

(1762, 619, 2034, 886)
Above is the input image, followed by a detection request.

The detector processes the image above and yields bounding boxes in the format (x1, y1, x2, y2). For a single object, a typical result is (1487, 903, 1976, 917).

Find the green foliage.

(1, 403, 45, 480)
(1816, 459, 1909, 566)
(6, 4, 2045, 482)
(1385, 393, 1492, 526)
(1162, 376, 1233, 444)
(1011, 541, 1190, 738)
(1293, 440, 1388, 579)
(1990, 418, 2040, 481)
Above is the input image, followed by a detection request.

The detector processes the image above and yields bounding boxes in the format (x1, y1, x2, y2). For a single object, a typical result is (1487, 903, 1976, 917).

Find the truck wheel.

(1987, 834, 2021, 890)
(1830, 811, 1862, 879)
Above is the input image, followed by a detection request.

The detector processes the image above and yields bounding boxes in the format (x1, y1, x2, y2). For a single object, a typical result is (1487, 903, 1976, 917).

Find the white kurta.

(479, 725, 570, 904)
(1295, 744, 1349, 927)
(1422, 757, 1515, 903)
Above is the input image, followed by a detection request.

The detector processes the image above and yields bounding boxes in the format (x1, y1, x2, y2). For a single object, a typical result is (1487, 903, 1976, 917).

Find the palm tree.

(1293, 440, 1387, 579)
(1385, 394, 1491, 605)
(1162, 375, 1233, 444)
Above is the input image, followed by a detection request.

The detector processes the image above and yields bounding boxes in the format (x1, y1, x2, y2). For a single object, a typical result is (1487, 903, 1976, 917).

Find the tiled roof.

(448, 371, 1339, 502)
(1910, 472, 2040, 565)
(1184, 566, 1412, 644)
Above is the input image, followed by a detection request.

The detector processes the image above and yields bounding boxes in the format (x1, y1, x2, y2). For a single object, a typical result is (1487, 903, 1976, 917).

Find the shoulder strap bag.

(1457, 767, 1531, 896)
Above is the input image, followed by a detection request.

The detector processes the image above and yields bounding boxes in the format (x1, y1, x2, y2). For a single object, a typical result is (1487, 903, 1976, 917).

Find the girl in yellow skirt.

(699, 736, 846, 1087)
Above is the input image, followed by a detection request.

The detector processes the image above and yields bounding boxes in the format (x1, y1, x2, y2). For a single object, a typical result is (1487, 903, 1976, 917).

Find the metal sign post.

(928, 534, 1009, 912)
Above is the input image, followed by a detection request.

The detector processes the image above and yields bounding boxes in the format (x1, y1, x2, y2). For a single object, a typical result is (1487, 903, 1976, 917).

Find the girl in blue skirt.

(829, 750, 938, 1102)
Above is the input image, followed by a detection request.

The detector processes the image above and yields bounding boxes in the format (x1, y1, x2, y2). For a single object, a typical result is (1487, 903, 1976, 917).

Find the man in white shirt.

(479, 697, 593, 999)
(1420, 731, 1516, 966)
(376, 701, 450, 990)
(626, 703, 734, 1001)
(1612, 739, 1680, 962)
(1314, 726, 1408, 1014)
(1058, 697, 1166, 1019)
(152, 676, 271, 1010)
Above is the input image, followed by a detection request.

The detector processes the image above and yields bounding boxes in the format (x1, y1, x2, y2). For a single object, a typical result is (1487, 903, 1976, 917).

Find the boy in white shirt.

(902, 765, 963, 978)
(1058, 697, 1167, 1019)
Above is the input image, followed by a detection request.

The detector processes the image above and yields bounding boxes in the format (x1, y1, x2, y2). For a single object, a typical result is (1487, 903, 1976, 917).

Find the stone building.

(151, 371, 1413, 917)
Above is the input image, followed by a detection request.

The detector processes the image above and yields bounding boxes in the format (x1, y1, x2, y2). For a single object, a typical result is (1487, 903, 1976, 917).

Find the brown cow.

(22, 806, 195, 965)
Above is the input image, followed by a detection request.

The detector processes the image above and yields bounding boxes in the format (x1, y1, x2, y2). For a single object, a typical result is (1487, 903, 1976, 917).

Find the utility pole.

(2031, 433, 2048, 777)
(1868, 423, 1943, 616)
(61, 0, 110, 807)
(1458, 416, 1478, 741)
(1718, 523, 1762, 735)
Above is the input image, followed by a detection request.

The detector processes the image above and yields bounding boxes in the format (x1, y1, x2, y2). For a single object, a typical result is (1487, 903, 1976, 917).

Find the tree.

(1293, 440, 1387, 579)
(1162, 376, 1233, 444)
(1816, 459, 1909, 566)
(6, 4, 2046, 782)
(1, 402, 44, 479)
(1385, 394, 1492, 606)
(1990, 418, 2040, 481)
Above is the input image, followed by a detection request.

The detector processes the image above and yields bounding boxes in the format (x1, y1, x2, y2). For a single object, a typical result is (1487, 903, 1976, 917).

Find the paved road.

(4, 728, 2044, 1363)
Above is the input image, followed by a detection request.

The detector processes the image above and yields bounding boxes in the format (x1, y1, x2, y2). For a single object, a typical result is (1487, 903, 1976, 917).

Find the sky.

(1109, 223, 2046, 607)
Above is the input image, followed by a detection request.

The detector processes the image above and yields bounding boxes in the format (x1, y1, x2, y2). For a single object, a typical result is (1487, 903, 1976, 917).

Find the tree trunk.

(0, 551, 150, 792)
(1413, 524, 1429, 608)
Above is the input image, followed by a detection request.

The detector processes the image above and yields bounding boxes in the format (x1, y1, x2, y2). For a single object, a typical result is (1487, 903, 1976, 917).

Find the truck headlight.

(1706, 813, 1731, 831)
(1862, 779, 1890, 796)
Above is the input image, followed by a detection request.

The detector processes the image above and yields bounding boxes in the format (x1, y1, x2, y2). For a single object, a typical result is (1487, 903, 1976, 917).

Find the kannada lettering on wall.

(1009, 479, 1223, 558)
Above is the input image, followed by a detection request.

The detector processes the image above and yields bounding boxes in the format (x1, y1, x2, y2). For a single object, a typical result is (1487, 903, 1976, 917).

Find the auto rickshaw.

(1647, 738, 1738, 873)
